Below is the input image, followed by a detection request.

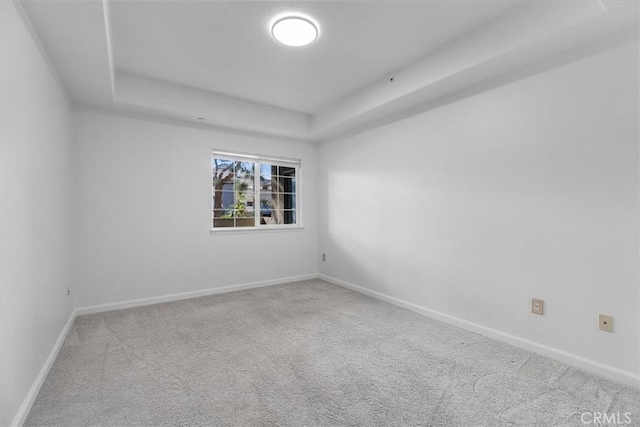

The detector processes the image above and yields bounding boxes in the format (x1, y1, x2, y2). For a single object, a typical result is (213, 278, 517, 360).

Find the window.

(212, 151, 300, 229)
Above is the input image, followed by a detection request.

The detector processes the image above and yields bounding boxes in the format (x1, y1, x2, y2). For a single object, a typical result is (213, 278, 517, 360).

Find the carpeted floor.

(25, 279, 639, 426)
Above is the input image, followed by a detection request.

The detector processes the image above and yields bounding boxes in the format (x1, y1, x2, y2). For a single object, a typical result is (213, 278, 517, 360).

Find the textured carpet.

(25, 279, 639, 426)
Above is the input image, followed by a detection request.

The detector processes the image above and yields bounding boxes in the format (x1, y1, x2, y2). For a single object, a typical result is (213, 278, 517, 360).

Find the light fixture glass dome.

(271, 16, 318, 47)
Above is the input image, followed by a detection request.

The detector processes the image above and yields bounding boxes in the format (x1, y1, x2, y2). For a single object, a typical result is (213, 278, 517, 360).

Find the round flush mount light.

(271, 16, 318, 47)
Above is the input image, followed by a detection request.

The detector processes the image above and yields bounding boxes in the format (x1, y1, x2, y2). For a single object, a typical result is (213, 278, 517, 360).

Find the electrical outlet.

(531, 298, 544, 315)
(67, 286, 71, 296)
(322, 253, 326, 262)
(599, 314, 613, 332)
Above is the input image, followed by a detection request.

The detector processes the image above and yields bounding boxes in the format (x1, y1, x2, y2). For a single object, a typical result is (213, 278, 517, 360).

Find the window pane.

(278, 166, 296, 177)
(260, 164, 277, 180)
(259, 163, 275, 190)
(283, 210, 296, 225)
(277, 177, 295, 193)
(266, 176, 295, 193)
(234, 177, 254, 191)
(259, 193, 275, 223)
(213, 216, 235, 228)
(235, 161, 254, 188)
(213, 174, 234, 191)
(212, 191, 235, 210)
(281, 193, 296, 210)
(212, 159, 234, 192)
(264, 192, 294, 210)
(235, 216, 255, 227)
(212, 158, 234, 173)
(270, 177, 285, 193)
(260, 209, 296, 225)
(260, 180, 272, 191)
(259, 194, 273, 219)
(260, 192, 274, 204)
(213, 157, 235, 213)
(260, 211, 275, 224)
(234, 191, 255, 217)
(235, 182, 253, 194)
(260, 164, 296, 192)
(213, 209, 233, 218)
(234, 161, 253, 174)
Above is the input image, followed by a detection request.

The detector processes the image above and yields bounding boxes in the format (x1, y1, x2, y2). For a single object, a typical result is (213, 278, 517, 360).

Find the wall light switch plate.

(599, 314, 613, 332)
(531, 298, 544, 315)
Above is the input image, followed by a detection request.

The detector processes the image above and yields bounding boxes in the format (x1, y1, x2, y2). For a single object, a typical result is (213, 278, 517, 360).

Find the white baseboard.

(319, 274, 640, 389)
(75, 274, 319, 316)
(11, 309, 76, 427)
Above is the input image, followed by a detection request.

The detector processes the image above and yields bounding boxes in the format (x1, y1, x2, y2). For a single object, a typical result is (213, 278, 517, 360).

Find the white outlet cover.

(599, 314, 613, 332)
(531, 298, 544, 315)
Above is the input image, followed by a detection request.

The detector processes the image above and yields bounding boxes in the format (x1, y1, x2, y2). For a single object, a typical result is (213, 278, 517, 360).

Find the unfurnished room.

(1, 0, 640, 426)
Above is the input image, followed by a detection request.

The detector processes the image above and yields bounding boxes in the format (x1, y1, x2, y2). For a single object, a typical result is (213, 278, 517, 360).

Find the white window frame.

(210, 150, 302, 232)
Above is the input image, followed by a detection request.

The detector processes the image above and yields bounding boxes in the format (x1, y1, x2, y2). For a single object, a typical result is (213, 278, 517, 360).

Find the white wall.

(0, 2, 74, 426)
(73, 111, 318, 309)
(318, 42, 640, 378)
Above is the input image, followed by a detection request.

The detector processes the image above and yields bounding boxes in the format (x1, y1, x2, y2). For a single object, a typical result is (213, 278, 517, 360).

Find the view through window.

(212, 151, 299, 229)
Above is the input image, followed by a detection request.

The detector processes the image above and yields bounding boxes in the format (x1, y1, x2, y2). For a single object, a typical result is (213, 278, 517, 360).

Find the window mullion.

(232, 163, 236, 228)
(255, 162, 260, 227)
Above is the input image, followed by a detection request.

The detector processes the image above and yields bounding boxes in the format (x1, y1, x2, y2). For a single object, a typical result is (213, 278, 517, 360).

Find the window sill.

(209, 225, 305, 235)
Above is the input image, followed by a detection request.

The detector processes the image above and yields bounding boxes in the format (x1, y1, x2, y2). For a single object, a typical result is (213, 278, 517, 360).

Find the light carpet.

(25, 279, 640, 426)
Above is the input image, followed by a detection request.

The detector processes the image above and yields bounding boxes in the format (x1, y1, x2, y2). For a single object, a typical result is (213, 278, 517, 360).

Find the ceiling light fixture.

(271, 16, 318, 47)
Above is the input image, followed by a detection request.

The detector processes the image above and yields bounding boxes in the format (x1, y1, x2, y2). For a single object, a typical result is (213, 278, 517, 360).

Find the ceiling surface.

(110, 1, 516, 113)
(20, 0, 639, 141)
